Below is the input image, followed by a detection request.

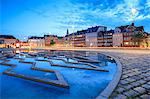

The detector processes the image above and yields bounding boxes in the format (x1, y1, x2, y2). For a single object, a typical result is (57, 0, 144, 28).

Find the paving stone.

(123, 84, 133, 90)
(123, 89, 139, 97)
(110, 91, 119, 97)
(104, 50, 150, 98)
(140, 94, 150, 99)
(130, 81, 141, 87)
(122, 71, 130, 75)
(124, 78, 136, 83)
(147, 76, 150, 81)
(113, 94, 127, 99)
(137, 80, 147, 84)
(126, 73, 137, 77)
(120, 80, 129, 85)
(137, 75, 146, 79)
(141, 73, 150, 77)
(121, 75, 128, 79)
(133, 87, 147, 94)
(130, 76, 141, 80)
(142, 84, 150, 90)
(143, 77, 149, 81)
(116, 87, 126, 93)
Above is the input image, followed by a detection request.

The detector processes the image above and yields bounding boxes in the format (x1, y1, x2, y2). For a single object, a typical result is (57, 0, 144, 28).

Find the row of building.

(65, 23, 150, 47)
(27, 35, 64, 48)
(0, 34, 64, 48)
(0, 35, 18, 48)
(0, 23, 150, 48)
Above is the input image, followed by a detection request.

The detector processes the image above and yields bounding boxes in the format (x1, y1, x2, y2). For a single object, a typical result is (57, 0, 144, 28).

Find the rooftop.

(44, 35, 57, 37)
(28, 36, 44, 39)
(66, 26, 107, 37)
(0, 35, 16, 39)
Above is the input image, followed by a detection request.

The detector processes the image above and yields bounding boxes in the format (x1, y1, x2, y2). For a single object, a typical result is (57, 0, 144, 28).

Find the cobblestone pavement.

(100, 50, 150, 99)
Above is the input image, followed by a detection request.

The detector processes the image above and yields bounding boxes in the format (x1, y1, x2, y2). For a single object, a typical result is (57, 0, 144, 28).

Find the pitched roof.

(135, 26, 144, 31)
(65, 29, 87, 37)
(87, 26, 99, 33)
(28, 36, 44, 39)
(65, 26, 106, 37)
(107, 30, 114, 33)
(117, 25, 129, 32)
(44, 35, 57, 37)
(0, 35, 16, 39)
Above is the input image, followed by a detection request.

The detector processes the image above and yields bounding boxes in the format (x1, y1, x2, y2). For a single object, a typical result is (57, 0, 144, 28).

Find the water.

(50, 59, 92, 68)
(0, 65, 9, 74)
(0, 50, 117, 99)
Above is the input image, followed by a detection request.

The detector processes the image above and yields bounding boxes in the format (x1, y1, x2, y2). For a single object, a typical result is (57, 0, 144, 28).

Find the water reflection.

(1, 49, 118, 99)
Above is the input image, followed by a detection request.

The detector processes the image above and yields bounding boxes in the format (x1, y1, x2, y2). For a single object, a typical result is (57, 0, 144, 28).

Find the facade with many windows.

(65, 30, 86, 47)
(113, 23, 145, 47)
(44, 35, 58, 46)
(113, 32, 123, 47)
(28, 36, 45, 48)
(86, 26, 107, 47)
(74, 30, 86, 47)
(0, 35, 17, 48)
(65, 26, 107, 47)
(98, 30, 114, 47)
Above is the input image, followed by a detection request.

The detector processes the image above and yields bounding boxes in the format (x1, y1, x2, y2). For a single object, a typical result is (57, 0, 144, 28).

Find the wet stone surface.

(102, 50, 150, 99)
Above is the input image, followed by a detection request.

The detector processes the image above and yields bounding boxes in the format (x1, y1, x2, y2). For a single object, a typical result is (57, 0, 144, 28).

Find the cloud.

(55, 0, 150, 32)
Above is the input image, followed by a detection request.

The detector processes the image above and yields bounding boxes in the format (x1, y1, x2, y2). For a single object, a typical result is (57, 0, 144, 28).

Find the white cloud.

(146, 0, 150, 7)
(24, 0, 150, 33)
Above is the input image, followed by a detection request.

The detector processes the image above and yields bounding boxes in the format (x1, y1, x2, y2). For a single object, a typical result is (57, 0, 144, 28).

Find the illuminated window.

(125, 42, 129, 45)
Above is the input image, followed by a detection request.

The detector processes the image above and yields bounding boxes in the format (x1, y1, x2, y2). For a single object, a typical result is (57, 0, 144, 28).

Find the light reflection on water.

(0, 50, 117, 99)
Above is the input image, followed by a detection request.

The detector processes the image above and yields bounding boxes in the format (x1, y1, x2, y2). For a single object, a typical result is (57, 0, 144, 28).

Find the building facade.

(44, 35, 58, 46)
(97, 30, 114, 47)
(73, 30, 86, 47)
(113, 23, 145, 47)
(141, 34, 150, 48)
(28, 36, 45, 48)
(146, 34, 150, 47)
(113, 27, 124, 47)
(86, 26, 107, 47)
(123, 23, 144, 47)
(65, 30, 86, 47)
(0, 35, 17, 48)
(65, 26, 107, 47)
(104, 30, 114, 47)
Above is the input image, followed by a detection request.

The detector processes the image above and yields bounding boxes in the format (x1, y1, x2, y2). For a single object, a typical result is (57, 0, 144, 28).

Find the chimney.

(131, 22, 134, 26)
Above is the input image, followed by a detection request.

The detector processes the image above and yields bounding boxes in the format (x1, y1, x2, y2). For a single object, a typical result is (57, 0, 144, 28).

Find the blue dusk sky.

(0, 0, 150, 40)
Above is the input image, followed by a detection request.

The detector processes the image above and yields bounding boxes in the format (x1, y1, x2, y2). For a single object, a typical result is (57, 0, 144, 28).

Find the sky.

(0, 0, 150, 40)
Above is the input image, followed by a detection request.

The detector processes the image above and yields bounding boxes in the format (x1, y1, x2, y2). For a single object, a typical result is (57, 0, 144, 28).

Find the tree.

(132, 32, 146, 47)
(50, 39, 55, 46)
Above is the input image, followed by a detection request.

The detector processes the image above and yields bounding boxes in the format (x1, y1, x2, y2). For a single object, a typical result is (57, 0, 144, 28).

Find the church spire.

(67, 29, 69, 35)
